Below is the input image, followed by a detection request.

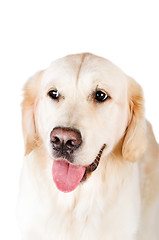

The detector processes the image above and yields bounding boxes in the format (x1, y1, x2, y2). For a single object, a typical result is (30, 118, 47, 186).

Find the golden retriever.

(18, 53, 159, 240)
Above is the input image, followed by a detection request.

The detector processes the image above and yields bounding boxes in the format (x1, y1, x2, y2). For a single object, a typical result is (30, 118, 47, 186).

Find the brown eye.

(48, 90, 59, 100)
(95, 90, 109, 102)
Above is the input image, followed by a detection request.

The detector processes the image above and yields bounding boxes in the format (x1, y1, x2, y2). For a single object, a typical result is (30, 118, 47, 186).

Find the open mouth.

(52, 144, 106, 193)
(81, 143, 106, 182)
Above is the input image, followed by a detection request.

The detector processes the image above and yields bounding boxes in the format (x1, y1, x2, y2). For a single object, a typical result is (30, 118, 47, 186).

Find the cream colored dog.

(18, 53, 159, 240)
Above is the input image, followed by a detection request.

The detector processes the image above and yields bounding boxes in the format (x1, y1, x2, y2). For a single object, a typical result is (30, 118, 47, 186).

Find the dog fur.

(18, 53, 159, 240)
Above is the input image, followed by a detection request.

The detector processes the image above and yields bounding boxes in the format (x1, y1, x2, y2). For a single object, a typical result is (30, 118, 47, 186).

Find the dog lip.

(81, 144, 106, 182)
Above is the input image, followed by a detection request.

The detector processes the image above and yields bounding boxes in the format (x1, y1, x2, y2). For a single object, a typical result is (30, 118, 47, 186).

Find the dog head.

(22, 53, 146, 192)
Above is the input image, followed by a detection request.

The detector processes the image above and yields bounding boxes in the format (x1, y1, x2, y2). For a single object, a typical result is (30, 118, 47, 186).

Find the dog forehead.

(79, 58, 127, 95)
(41, 53, 127, 93)
(41, 54, 83, 88)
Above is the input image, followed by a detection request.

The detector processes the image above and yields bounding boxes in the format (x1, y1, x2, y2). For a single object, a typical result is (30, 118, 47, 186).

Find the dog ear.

(122, 77, 146, 162)
(22, 71, 43, 155)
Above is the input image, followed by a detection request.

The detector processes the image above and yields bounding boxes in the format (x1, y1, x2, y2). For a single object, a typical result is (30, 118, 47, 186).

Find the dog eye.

(95, 90, 109, 102)
(48, 90, 59, 100)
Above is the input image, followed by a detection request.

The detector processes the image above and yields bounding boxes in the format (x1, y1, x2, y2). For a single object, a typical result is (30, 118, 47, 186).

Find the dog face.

(22, 53, 146, 192)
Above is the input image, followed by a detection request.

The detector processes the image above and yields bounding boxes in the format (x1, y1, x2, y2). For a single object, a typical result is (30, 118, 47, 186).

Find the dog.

(18, 53, 159, 240)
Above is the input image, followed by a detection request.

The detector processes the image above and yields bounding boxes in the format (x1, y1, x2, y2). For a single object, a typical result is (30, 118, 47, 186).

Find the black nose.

(50, 127, 82, 156)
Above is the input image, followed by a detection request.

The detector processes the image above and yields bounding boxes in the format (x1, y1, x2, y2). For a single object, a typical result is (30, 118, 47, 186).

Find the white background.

(0, 0, 159, 239)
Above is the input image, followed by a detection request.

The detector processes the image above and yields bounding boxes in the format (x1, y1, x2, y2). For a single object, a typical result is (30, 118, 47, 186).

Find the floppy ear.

(22, 71, 43, 155)
(122, 77, 146, 162)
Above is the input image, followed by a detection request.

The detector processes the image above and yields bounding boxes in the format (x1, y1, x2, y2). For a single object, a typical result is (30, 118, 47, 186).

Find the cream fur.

(18, 53, 159, 240)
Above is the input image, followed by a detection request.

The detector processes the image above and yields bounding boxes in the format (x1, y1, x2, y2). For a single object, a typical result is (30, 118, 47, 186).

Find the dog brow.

(76, 53, 88, 85)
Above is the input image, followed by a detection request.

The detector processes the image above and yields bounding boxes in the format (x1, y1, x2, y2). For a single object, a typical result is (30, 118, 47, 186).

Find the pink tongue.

(52, 160, 86, 193)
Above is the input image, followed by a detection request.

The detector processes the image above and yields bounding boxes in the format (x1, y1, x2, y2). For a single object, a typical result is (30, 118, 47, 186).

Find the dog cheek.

(35, 100, 53, 147)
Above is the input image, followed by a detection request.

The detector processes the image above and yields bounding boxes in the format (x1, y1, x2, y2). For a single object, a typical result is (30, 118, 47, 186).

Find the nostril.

(51, 135, 61, 151)
(52, 136, 60, 144)
(66, 140, 76, 149)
